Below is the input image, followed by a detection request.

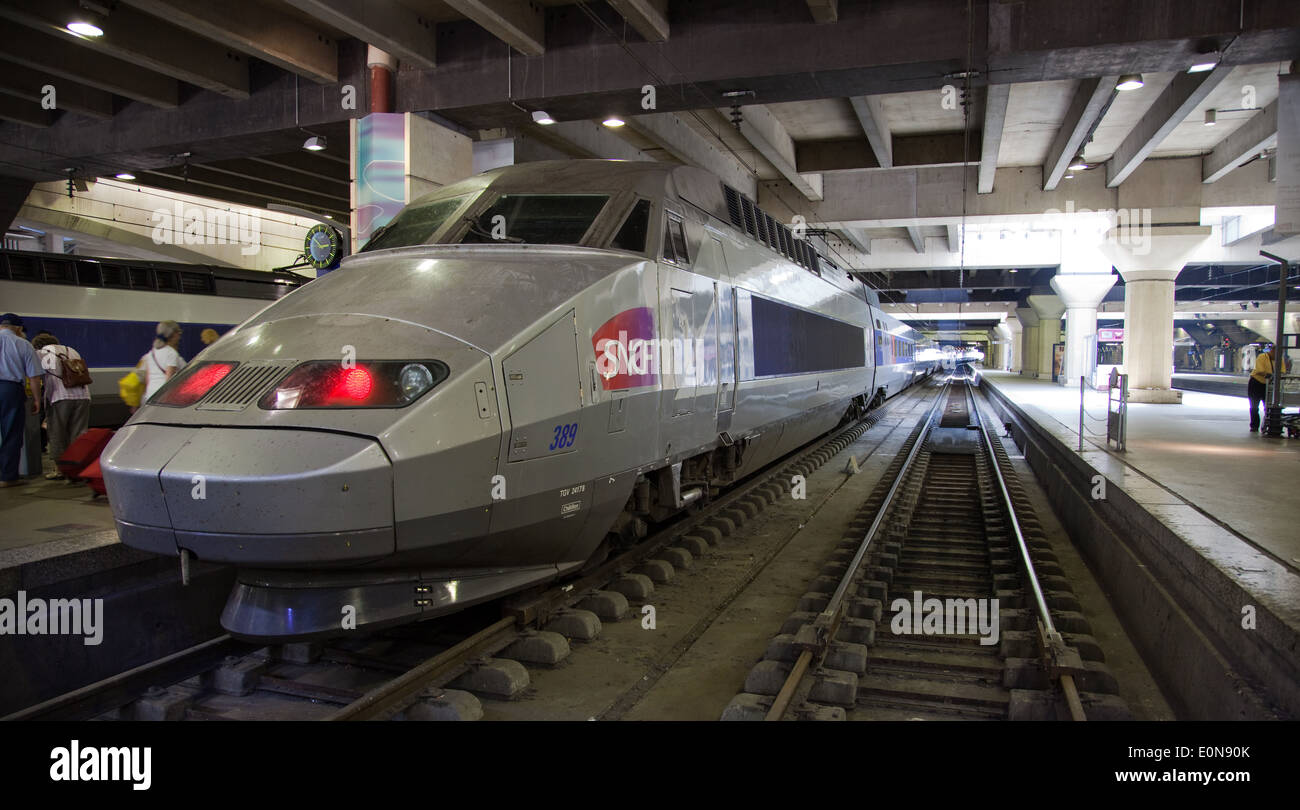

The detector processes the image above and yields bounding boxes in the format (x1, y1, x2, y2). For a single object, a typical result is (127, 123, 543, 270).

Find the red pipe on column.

(367, 46, 396, 114)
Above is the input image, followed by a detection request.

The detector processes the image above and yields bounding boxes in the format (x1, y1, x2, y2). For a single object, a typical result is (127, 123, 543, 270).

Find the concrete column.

(1028, 294, 1065, 380)
(1015, 307, 1039, 376)
(350, 112, 472, 252)
(1050, 272, 1117, 388)
(1100, 234, 1212, 403)
(1004, 318, 1022, 372)
(1121, 268, 1182, 402)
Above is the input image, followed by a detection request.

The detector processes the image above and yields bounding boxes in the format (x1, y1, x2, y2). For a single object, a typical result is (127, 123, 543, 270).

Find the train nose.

(101, 424, 394, 566)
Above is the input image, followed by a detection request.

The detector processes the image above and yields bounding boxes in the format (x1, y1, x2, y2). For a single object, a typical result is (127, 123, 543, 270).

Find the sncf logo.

(593, 307, 657, 390)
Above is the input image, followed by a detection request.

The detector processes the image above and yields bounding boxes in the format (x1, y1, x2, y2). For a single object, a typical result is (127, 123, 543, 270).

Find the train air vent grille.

(196, 361, 296, 410)
(723, 185, 743, 229)
(740, 197, 756, 238)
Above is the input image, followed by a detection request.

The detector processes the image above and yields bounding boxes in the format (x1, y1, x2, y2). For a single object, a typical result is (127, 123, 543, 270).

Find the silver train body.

(101, 161, 937, 640)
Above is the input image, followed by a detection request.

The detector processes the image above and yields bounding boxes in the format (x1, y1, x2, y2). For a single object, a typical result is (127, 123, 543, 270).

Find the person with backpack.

(140, 320, 185, 402)
(32, 333, 91, 480)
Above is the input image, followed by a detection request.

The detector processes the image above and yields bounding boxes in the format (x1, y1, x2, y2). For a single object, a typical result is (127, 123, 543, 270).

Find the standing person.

(1248, 344, 1274, 433)
(140, 320, 185, 402)
(0, 314, 43, 487)
(33, 333, 91, 480)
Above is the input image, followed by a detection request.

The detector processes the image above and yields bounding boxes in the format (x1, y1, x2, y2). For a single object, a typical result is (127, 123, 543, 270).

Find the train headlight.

(399, 363, 434, 400)
(259, 360, 448, 409)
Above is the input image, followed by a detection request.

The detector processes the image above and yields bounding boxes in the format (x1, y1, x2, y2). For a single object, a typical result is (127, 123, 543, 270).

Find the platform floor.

(982, 370, 1300, 571)
(0, 453, 118, 570)
(1172, 371, 1251, 399)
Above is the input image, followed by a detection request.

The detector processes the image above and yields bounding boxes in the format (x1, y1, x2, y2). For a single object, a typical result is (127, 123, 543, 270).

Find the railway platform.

(1172, 372, 1252, 399)
(979, 370, 1300, 719)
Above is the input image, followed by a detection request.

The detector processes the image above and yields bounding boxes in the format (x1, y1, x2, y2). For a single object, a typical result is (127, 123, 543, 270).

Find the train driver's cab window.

(662, 213, 690, 265)
(461, 194, 609, 245)
(611, 199, 652, 253)
(360, 193, 474, 252)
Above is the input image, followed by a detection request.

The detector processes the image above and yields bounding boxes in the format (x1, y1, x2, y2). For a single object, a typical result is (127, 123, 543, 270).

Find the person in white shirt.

(140, 320, 185, 402)
(32, 333, 91, 480)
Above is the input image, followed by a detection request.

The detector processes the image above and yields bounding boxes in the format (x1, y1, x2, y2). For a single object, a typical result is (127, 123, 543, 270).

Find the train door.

(669, 288, 696, 416)
(705, 236, 737, 415)
(503, 310, 583, 462)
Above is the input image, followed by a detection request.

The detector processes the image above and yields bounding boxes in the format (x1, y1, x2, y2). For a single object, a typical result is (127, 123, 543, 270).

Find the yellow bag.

(118, 369, 144, 408)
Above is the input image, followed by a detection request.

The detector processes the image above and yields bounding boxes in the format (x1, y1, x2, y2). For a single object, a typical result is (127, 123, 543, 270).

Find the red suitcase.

(57, 427, 115, 479)
(78, 458, 108, 498)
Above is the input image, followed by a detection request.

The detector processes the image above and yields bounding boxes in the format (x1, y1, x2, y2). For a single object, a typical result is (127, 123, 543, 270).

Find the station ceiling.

(0, 0, 1295, 306)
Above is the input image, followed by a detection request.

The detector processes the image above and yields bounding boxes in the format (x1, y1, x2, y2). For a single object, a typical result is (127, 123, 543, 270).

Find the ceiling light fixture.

(114, 172, 135, 180)
(1068, 152, 1088, 171)
(1064, 173, 1075, 179)
(1204, 109, 1217, 126)
(66, 20, 104, 37)
(1116, 73, 1145, 91)
(1189, 51, 1220, 73)
(531, 110, 555, 125)
(302, 135, 327, 152)
(602, 116, 625, 128)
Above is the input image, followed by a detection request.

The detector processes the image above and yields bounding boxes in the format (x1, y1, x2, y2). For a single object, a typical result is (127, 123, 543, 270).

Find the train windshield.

(360, 193, 474, 253)
(459, 194, 609, 245)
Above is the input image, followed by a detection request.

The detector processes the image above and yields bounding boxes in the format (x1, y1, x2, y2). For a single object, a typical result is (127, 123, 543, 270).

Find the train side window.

(663, 214, 690, 265)
(612, 199, 651, 252)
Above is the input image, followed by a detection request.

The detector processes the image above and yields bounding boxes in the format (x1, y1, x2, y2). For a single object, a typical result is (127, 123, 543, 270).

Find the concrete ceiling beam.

(0, 96, 55, 128)
(840, 227, 870, 255)
(1106, 66, 1232, 188)
(606, 0, 670, 42)
(0, 59, 115, 120)
(906, 226, 925, 253)
(978, 84, 1010, 194)
(282, 0, 437, 69)
(848, 95, 892, 168)
(805, 0, 838, 24)
(1, 29, 178, 108)
(733, 104, 822, 201)
(529, 120, 656, 161)
(1202, 100, 1278, 184)
(1042, 76, 1116, 191)
(443, 0, 546, 57)
(624, 112, 757, 199)
(795, 131, 977, 172)
(122, 0, 339, 84)
(0, 0, 248, 99)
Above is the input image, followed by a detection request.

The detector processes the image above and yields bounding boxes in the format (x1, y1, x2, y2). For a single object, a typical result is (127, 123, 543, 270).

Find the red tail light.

(259, 360, 447, 409)
(151, 362, 236, 407)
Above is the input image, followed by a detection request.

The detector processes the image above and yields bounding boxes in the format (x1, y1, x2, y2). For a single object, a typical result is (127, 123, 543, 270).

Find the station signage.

(1098, 328, 1124, 343)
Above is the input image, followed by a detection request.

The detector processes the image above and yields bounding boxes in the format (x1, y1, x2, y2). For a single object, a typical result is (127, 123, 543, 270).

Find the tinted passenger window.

(611, 199, 651, 252)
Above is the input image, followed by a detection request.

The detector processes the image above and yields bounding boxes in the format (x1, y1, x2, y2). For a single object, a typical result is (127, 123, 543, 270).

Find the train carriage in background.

(0, 253, 304, 426)
(99, 160, 938, 641)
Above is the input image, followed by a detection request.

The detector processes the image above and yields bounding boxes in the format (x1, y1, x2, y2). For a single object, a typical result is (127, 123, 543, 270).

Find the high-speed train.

(101, 160, 938, 640)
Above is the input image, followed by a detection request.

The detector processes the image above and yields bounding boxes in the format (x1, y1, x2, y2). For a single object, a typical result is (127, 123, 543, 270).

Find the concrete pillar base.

(1127, 388, 1183, 404)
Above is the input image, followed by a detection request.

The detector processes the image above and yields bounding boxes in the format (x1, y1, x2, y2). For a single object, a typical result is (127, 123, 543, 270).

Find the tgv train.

(101, 160, 937, 640)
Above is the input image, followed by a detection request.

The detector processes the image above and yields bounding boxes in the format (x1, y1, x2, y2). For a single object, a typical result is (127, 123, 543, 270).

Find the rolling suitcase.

(78, 458, 108, 498)
(57, 427, 115, 479)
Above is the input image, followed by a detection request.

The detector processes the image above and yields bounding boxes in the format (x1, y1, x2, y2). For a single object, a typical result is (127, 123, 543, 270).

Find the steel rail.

(765, 380, 950, 720)
(335, 384, 931, 722)
(969, 383, 1086, 721)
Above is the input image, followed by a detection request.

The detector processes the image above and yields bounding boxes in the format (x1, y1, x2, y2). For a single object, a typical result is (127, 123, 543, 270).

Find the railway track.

(725, 377, 1133, 721)
(5, 381, 935, 722)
